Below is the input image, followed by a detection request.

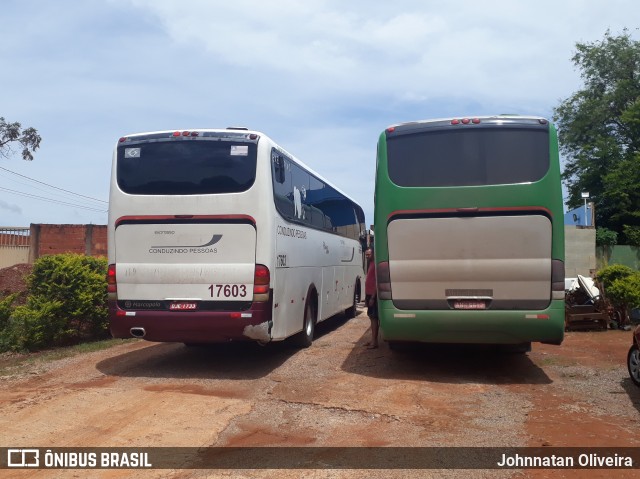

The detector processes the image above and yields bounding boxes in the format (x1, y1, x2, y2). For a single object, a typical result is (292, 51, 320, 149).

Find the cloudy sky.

(1, 0, 639, 227)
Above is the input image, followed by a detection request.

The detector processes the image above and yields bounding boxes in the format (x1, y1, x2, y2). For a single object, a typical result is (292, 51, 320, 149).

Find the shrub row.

(0, 254, 109, 352)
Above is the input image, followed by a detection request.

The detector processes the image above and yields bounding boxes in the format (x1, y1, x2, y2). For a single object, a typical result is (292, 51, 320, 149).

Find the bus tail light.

(377, 261, 392, 300)
(107, 264, 117, 299)
(253, 264, 270, 302)
(451, 118, 481, 125)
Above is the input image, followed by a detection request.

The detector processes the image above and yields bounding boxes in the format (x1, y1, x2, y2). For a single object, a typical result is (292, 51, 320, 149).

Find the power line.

(0, 186, 107, 212)
(0, 165, 107, 204)
(0, 170, 104, 207)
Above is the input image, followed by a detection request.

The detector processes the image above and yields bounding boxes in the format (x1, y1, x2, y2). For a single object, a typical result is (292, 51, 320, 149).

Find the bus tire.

(294, 297, 316, 348)
(345, 283, 358, 319)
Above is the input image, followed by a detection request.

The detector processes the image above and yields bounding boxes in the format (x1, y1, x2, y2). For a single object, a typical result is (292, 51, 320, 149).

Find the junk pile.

(564, 275, 610, 331)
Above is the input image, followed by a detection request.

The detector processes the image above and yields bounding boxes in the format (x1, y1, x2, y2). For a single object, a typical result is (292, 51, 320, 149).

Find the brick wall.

(29, 224, 107, 262)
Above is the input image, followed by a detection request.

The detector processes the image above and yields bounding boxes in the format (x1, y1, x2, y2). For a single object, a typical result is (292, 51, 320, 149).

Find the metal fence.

(0, 227, 30, 268)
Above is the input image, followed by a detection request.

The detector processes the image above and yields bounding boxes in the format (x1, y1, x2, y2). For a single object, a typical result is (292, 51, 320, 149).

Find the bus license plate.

(453, 300, 486, 310)
(169, 302, 198, 311)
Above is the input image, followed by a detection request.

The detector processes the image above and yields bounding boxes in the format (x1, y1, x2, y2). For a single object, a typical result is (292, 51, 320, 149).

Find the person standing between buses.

(364, 247, 379, 348)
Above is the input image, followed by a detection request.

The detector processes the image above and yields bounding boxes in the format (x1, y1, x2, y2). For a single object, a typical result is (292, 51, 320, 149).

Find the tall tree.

(553, 29, 640, 241)
(0, 117, 42, 161)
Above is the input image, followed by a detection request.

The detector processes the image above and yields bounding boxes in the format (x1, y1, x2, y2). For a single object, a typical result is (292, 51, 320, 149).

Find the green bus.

(374, 115, 565, 351)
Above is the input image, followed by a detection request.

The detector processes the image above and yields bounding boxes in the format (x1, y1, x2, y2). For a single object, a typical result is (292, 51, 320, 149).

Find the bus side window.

(273, 153, 286, 184)
(308, 176, 326, 228)
(272, 151, 294, 220)
(290, 162, 311, 223)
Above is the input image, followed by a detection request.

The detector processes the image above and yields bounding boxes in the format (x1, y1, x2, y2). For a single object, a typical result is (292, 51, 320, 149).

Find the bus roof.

(116, 128, 362, 208)
(384, 115, 550, 135)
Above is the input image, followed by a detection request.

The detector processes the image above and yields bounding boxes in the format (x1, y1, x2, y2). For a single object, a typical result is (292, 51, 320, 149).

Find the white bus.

(107, 128, 366, 347)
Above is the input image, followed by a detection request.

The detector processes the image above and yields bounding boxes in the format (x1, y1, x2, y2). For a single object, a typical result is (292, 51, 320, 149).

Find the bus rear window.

(387, 127, 550, 187)
(117, 140, 257, 195)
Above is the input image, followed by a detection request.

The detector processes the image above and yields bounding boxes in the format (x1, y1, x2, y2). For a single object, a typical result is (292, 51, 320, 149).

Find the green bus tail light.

(377, 261, 391, 300)
(552, 259, 565, 300)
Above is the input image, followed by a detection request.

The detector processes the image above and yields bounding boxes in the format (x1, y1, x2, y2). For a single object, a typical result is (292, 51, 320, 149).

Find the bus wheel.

(345, 284, 358, 319)
(294, 299, 315, 348)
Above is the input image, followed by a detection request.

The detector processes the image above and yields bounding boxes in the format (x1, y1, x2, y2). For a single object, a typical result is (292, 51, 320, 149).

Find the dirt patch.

(0, 311, 638, 478)
(520, 331, 640, 479)
(0, 262, 31, 305)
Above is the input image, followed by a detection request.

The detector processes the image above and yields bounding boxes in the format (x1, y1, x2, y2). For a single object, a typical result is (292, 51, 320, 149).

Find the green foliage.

(623, 225, 640, 246)
(596, 264, 640, 314)
(0, 293, 17, 323)
(597, 263, 634, 287)
(0, 294, 18, 351)
(606, 273, 640, 312)
(0, 254, 108, 352)
(553, 30, 640, 237)
(5, 298, 64, 351)
(595, 227, 618, 246)
(0, 117, 41, 161)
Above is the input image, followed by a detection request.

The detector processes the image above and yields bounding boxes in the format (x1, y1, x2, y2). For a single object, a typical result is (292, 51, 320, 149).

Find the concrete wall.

(597, 246, 640, 270)
(565, 225, 596, 277)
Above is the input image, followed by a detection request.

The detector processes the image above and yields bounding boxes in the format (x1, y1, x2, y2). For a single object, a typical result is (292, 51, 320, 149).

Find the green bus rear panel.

(374, 116, 565, 346)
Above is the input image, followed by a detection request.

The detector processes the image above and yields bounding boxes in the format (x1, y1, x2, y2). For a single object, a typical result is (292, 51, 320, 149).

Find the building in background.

(564, 204, 593, 227)
(564, 203, 596, 278)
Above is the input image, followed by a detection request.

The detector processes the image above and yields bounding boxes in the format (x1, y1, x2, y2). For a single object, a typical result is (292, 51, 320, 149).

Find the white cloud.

(1, 0, 639, 225)
(125, 0, 639, 108)
(0, 199, 21, 215)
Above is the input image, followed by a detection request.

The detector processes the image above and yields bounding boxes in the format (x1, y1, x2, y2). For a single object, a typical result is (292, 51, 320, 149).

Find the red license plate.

(453, 300, 486, 310)
(169, 302, 198, 311)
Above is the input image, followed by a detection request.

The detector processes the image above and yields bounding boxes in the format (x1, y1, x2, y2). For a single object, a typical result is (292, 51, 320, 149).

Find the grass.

(538, 355, 579, 368)
(0, 338, 138, 378)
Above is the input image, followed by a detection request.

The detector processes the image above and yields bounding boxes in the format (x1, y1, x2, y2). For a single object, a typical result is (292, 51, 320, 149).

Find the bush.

(0, 293, 17, 324)
(0, 254, 108, 352)
(4, 298, 64, 351)
(0, 293, 18, 351)
(596, 264, 640, 322)
(606, 273, 640, 313)
(597, 264, 635, 288)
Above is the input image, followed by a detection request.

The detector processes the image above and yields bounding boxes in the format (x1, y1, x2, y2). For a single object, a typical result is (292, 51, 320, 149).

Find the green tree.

(623, 225, 640, 247)
(595, 227, 618, 246)
(0, 117, 41, 161)
(553, 30, 640, 240)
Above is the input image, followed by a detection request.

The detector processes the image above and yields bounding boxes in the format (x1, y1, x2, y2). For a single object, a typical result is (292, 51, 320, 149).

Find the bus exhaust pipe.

(130, 327, 146, 338)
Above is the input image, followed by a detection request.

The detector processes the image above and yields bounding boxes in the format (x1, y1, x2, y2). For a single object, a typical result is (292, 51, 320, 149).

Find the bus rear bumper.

(378, 300, 565, 346)
(108, 301, 272, 343)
